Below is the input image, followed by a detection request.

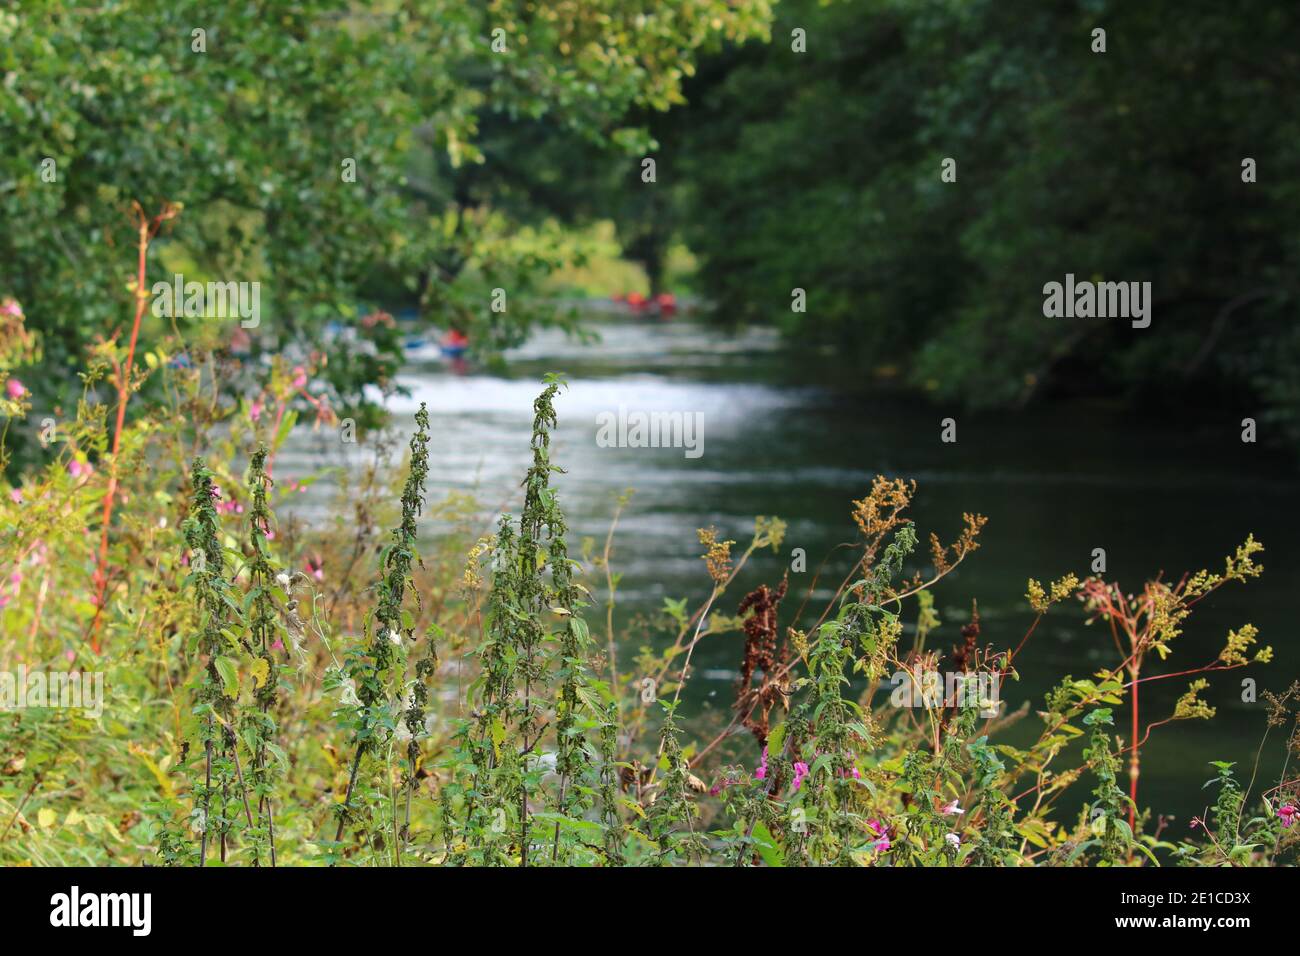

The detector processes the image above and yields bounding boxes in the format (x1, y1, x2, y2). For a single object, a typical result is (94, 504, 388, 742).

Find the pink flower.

(709, 773, 743, 797)
(68, 458, 92, 479)
(839, 766, 861, 780)
(292, 366, 308, 389)
(939, 799, 964, 816)
(1280, 805, 1297, 828)
(306, 554, 324, 581)
(5, 378, 26, 399)
(1, 570, 21, 610)
(791, 761, 810, 792)
(868, 819, 891, 853)
(249, 398, 263, 422)
(0, 298, 23, 319)
(753, 746, 768, 781)
(9, 488, 22, 504)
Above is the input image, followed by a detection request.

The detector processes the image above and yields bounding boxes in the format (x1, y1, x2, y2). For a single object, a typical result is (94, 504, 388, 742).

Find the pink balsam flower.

(868, 819, 891, 853)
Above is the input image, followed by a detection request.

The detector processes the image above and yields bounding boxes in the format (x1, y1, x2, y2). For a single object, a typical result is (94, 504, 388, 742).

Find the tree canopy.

(1, 0, 773, 417)
(667, 0, 1300, 443)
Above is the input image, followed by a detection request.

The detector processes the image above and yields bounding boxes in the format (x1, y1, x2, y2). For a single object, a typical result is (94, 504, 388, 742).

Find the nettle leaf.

(751, 821, 785, 868)
(1229, 844, 1260, 861)
(534, 813, 602, 836)
(767, 722, 786, 754)
(1016, 819, 1051, 849)
(489, 717, 507, 760)
(575, 684, 604, 715)
(1067, 838, 1098, 864)
(214, 656, 239, 699)
(1128, 843, 1160, 866)
(248, 657, 270, 690)
(810, 753, 836, 777)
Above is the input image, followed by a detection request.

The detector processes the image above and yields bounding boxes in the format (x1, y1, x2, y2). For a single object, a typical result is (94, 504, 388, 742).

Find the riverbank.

(272, 315, 1299, 824)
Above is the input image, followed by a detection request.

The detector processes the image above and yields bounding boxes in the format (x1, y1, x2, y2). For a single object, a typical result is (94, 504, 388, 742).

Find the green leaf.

(767, 721, 786, 754)
(214, 657, 239, 699)
(273, 408, 299, 451)
(751, 820, 785, 868)
(490, 717, 507, 760)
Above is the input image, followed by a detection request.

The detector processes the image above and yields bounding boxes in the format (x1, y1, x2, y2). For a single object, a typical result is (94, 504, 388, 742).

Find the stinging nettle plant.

(162, 449, 290, 866)
(174, 458, 246, 864)
(241, 445, 288, 864)
(442, 375, 612, 866)
(329, 403, 435, 864)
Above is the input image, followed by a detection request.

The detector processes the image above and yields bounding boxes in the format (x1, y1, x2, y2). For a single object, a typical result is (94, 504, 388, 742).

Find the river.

(278, 314, 1300, 826)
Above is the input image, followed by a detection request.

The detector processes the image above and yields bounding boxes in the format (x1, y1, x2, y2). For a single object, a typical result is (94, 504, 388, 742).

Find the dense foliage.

(8, 1, 1298, 448)
(0, 0, 773, 434)
(668, 0, 1300, 443)
(1, 318, 1295, 864)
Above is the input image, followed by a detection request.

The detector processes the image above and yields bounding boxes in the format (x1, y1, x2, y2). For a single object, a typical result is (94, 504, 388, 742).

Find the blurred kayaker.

(441, 328, 469, 357)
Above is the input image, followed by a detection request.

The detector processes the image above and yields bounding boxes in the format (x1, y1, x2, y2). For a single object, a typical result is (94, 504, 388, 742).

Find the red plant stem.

(1129, 668, 1140, 832)
(1125, 660, 1234, 687)
(89, 203, 175, 651)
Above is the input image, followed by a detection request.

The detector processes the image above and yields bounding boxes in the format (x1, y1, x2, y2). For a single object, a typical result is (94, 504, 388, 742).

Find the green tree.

(0, 0, 773, 417)
(670, 0, 1300, 446)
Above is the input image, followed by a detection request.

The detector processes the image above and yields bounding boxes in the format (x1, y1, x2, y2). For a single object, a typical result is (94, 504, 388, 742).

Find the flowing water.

(278, 315, 1300, 824)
